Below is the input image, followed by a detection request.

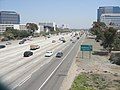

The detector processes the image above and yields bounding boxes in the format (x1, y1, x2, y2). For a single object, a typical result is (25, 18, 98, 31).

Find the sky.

(0, 0, 120, 29)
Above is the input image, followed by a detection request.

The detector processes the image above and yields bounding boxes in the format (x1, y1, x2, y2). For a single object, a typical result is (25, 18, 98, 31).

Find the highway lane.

(0, 39, 56, 71)
(0, 37, 44, 53)
(13, 34, 86, 90)
(0, 35, 60, 56)
(41, 35, 85, 90)
(0, 34, 72, 89)
(0, 34, 70, 67)
(8, 40, 72, 89)
(2, 43, 62, 85)
(0, 40, 55, 67)
(0, 42, 61, 77)
(0, 35, 70, 76)
(0, 34, 69, 55)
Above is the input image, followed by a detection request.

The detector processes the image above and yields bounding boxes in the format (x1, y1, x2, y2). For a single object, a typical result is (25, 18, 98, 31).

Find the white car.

(45, 51, 53, 57)
(6, 42, 11, 45)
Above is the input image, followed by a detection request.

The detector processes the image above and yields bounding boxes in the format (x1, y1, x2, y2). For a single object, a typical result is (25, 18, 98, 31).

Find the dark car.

(22, 39, 26, 42)
(24, 51, 33, 57)
(47, 35, 50, 38)
(62, 39, 66, 43)
(52, 40, 56, 43)
(77, 37, 79, 39)
(0, 45, 6, 49)
(70, 39, 73, 41)
(56, 52, 63, 58)
(72, 40, 75, 43)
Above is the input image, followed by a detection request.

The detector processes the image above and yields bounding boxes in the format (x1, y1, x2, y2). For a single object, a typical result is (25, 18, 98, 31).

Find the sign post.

(80, 45, 93, 59)
(82, 51, 83, 59)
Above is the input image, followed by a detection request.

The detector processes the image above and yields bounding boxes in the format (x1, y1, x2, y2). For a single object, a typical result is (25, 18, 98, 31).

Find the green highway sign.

(81, 45, 93, 51)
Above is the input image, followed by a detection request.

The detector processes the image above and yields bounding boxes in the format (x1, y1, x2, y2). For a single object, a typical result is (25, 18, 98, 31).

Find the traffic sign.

(81, 45, 93, 51)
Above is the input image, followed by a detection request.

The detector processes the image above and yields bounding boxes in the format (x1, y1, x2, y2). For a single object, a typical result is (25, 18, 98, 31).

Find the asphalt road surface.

(13, 34, 86, 90)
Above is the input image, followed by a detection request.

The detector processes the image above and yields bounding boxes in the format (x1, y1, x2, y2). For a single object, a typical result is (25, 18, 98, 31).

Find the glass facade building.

(97, 6, 120, 21)
(100, 14, 120, 29)
(0, 11, 20, 24)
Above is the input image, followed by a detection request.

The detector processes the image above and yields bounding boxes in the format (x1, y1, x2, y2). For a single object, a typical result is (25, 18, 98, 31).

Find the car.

(62, 40, 66, 43)
(77, 37, 79, 39)
(59, 37, 65, 41)
(1, 37, 9, 41)
(72, 41, 75, 43)
(46, 35, 50, 38)
(70, 39, 73, 41)
(6, 42, 11, 45)
(52, 40, 56, 43)
(24, 51, 33, 57)
(28, 36, 32, 38)
(22, 38, 27, 41)
(30, 45, 40, 50)
(0, 45, 6, 49)
(56, 52, 63, 58)
(96, 40, 99, 42)
(19, 40, 25, 44)
(45, 51, 53, 57)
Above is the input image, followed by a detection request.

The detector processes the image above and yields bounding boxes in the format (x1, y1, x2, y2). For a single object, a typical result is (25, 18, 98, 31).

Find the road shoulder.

(60, 38, 120, 90)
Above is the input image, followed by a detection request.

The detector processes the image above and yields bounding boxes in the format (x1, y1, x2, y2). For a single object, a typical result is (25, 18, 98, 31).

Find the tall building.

(0, 11, 20, 24)
(97, 6, 120, 21)
(100, 13, 120, 29)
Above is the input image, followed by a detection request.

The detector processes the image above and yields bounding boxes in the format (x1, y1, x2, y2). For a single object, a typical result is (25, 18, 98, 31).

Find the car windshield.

(47, 51, 52, 53)
(58, 52, 62, 54)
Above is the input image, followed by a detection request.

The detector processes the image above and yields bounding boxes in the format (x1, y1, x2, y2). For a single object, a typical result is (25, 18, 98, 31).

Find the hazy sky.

(0, 0, 120, 28)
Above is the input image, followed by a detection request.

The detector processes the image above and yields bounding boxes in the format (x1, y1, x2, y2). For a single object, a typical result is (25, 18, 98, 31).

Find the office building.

(0, 24, 27, 34)
(100, 13, 120, 29)
(39, 22, 56, 31)
(97, 6, 120, 21)
(0, 11, 20, 24)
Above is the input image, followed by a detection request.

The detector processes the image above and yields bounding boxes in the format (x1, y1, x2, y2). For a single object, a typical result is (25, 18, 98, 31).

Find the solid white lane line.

(2, 35, 70, 79)
(38, 38, 80, 90)
(38, 34, 86, 90)
(11, 40, 71, 90)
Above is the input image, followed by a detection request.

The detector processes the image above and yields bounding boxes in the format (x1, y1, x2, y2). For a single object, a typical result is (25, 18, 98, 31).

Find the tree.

(103, 27, 117, 52)
(26, 23, 38, 36)
(113, 35, 120, 51)
(3, 27, 31, 40)
(90, 21, 107, 41)
(90, 21, 119, 52)
(3, 27, 15, 39)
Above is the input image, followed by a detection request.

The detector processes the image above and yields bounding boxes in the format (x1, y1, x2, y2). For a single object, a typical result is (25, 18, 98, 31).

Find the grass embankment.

(70, 73, 120, 90)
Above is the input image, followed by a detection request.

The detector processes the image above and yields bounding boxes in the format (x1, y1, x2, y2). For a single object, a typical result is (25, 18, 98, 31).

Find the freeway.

(0, 33, 73, 89)
(13, 34, 86, 90)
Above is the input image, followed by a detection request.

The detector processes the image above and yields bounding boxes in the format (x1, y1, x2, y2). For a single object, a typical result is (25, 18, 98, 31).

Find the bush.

(3, 28, 31, 40)
(109, 53, 120, 65)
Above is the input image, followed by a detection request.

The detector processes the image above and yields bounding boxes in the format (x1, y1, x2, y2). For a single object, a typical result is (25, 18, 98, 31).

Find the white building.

(38, 22, 56, 31)
(100, 13, 120, 29)
(0, 24, 27, 34)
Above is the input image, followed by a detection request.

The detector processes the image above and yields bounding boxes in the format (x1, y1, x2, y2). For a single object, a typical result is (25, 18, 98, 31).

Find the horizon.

(0, 0, 120, 29)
